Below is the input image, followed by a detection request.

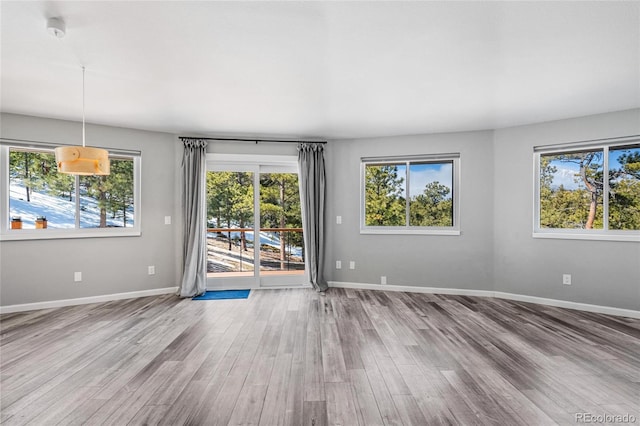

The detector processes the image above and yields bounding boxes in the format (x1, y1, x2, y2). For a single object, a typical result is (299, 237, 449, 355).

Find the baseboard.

(3, 282, 637, 319)
(492, 291, 640, 319)
(328, 281, 494, 298)
(0, 286, 179, 314)
(328, 281, 640, 319)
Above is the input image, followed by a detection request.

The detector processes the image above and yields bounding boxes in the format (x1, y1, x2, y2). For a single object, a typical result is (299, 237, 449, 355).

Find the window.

(534, 139, 640, 241)
(361, 154, 460, 234)
(1, 144, 141, 240)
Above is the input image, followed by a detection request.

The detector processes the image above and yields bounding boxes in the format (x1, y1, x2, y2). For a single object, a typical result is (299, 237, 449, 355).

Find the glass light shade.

(55, 146, 110, 175)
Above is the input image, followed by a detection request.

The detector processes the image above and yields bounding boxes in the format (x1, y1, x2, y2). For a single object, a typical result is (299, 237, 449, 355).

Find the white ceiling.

(1, 1, 639, 140)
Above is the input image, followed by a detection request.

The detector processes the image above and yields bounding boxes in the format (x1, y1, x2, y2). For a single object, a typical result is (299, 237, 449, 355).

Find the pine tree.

(409, 181, 452, 226)
(107, 159, 134, 226)
(609, 150, 640, 230)
(206, 171, 254, 250)
(9, 150, 51, 202)
(260, 173, 302, 267)
(540, 153, 604, 229)
(81, 159, 134, 228)
(364, 165, 405, 226)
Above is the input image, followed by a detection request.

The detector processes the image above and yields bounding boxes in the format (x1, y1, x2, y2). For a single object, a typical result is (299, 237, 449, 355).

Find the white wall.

(0, 113, 180, 306)
(2, 109, 638, 312)
(493, 109, 640, 311)
(325, 109, 639, 312)
(325, 130, 495, 291)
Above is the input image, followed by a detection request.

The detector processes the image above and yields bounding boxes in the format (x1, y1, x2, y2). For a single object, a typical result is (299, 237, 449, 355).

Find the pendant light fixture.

(55, 66, 110, 175)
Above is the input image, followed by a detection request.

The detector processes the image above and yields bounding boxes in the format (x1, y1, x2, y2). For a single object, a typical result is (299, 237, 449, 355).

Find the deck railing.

(206, 227, 304, 274)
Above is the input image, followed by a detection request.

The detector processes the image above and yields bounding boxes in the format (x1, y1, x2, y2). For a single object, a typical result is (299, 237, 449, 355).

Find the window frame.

(0, 143, 142, 241)
(533, 138, 640, 242)
(360, 153, 461, 235)
(205, 153, 308, 289)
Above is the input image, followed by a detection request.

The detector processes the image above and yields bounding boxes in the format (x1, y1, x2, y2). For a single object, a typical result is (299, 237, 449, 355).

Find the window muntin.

(361, 154, 460, 234)
(535, 140, 640, 240)
(2, 145, 140, 240)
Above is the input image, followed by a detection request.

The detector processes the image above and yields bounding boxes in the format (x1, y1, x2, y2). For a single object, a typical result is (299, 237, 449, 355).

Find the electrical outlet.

(164, 216, 172, 225)
(336, 260, 342, 269)
(148, 266, 156, 275)
(349, 261, 355, 270)
(336, 215, 342, 224)
(381, 276, 387, 285)
(562, 274, 572, 285)
(74, 272, 82, 282)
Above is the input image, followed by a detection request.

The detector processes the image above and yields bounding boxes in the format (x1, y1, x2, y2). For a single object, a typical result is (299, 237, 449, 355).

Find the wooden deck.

(1, 288, 638, 425)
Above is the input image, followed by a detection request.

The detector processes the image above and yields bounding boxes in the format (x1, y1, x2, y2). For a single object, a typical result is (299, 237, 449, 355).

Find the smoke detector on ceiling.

(47, 17, 66, 38)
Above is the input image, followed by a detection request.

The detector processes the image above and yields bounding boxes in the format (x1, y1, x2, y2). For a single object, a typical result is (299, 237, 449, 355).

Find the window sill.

(361, 228, 461, 236)
(0, 228, 141, 241)
(532, 232, 640, 242)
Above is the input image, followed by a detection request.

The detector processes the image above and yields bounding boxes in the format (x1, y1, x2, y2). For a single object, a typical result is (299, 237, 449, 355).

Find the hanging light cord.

(82, 66, 86, 148)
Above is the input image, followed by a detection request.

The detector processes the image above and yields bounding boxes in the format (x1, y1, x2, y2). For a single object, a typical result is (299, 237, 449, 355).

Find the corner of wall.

(491, 109, 640, 311)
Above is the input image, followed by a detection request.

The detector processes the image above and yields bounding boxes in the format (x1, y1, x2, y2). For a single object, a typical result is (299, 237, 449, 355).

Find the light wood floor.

(1, 288, 638, 425)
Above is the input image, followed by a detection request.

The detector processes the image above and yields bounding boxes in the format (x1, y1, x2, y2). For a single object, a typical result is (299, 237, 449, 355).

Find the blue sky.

(405, 163, 453, 198)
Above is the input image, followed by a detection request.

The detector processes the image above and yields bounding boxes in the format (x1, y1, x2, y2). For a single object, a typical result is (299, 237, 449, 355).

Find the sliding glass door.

(206, 156, 307, 288)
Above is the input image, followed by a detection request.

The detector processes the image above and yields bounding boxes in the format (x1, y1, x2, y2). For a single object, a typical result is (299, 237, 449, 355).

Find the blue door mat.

(192, 289, 251, 300)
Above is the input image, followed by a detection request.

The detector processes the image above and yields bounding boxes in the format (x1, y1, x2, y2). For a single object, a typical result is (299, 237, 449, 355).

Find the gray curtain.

(298, 143, 328, 292)
(179, 138, 208, 297)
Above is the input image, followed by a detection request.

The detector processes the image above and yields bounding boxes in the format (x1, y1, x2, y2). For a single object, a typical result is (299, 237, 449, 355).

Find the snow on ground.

(207, 231, 302, 257)
(9, 183, 132, 229)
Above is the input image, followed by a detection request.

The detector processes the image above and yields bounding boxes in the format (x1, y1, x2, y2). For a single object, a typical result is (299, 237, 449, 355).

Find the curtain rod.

(179, 136, 326, 145)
